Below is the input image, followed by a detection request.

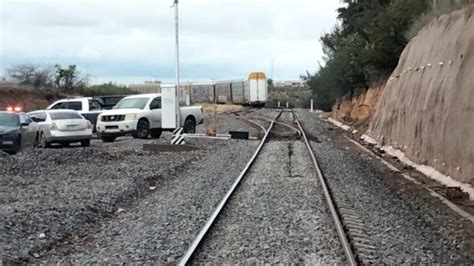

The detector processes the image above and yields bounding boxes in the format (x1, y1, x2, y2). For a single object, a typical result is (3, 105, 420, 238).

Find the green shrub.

(307, 0, 431, 111)
(75, 82, 133, 96)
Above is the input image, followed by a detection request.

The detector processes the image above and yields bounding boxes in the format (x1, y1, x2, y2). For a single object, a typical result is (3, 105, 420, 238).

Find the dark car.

(0, 111, 37, 154)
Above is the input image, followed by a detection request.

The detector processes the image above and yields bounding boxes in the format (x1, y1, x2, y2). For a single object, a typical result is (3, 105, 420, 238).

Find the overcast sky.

(0, 0, 342, 85)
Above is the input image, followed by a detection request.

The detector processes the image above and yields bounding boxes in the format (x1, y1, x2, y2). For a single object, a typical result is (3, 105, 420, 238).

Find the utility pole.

(174, 0, 181, 128)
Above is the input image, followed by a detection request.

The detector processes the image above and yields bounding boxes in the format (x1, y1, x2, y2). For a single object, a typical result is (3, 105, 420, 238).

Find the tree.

(267, 78, 273, 87)
(307, 0, 431, 111)
(6, 64, 54, 88)
(54, 64, 82, 93)
(76, 82, 133, 96)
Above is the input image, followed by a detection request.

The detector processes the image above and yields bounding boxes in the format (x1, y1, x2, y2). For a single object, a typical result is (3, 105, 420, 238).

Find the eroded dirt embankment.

(0, 85, 61, 111)
(367, 6, 474, 186)
(331, 84, 384, 129)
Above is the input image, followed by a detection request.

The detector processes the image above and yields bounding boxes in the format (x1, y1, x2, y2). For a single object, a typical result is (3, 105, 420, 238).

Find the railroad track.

(230, 108, 300, 139)
(179, 108, 359, 265)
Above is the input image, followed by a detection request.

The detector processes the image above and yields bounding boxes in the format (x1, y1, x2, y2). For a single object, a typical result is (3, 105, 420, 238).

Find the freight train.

(192, 72, 267, 106)
(130, 72, 268, 107)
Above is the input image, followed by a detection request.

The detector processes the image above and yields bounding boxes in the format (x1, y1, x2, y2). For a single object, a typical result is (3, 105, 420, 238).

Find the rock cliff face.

(367, 6, 474, 186)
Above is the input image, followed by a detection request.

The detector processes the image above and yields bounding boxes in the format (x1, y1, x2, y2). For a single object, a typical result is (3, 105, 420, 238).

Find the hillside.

(366, 6, 474, 187)
(0, 85, 62, 111)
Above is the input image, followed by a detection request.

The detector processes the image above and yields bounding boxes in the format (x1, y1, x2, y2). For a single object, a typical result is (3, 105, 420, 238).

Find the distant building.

(273, 80, 307, 88)
(291, 80, 308, 87)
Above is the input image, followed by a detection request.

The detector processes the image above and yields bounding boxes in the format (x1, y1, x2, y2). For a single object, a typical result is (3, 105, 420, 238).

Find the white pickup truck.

(96, 93, 203, 142)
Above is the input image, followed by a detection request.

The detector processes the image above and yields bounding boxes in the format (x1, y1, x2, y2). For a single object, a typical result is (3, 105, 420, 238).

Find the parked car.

(28, 110, 93, 148)
(96, 93, 203, 142)
(0, 111, 37, 154)
(46, 96, 126, 131)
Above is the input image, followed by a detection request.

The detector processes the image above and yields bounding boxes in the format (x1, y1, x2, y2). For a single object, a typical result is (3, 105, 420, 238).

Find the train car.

(170, 71, 267, 106)
(230, 79, 246, 104)
(215, 81, 232, 103)
(247, 72, 267, 106)
(191, 83, 215, 103)
(129, 83, 161, 94)
(178, 82, 192, 104)
(243, 80, 251, 105)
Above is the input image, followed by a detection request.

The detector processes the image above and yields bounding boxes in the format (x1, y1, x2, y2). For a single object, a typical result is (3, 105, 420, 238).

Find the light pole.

(173, 0, 181, 128)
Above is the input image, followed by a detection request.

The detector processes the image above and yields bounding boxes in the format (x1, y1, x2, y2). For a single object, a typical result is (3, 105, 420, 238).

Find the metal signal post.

(174, 0, 181, 128)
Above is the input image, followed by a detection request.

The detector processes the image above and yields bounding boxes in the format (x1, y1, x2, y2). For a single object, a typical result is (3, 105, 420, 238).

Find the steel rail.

(292, 110, 358, 266)
(238, 117, 268, 135)
(178, 109, 283, 265)
(251, 114, 301, 138)
(233, 115, 268, 136)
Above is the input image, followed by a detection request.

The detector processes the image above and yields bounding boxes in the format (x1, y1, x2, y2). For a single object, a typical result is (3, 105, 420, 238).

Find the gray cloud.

(0, 0, 342, 84)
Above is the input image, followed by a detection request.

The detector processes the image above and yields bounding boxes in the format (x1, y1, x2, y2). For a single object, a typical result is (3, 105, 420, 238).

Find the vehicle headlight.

(125, 113, 137, 120)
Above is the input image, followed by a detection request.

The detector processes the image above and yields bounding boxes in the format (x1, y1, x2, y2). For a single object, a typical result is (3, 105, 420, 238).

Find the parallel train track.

(179, 108, 359, 265)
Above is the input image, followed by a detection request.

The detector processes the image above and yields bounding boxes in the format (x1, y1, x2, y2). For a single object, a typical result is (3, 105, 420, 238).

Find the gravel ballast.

(197, 112, 263, 137)
(1, 113, 260, 263)
(191, 137, 345, 263)
(1, 137, 202, 262)
(295, 109, 474, 264)
(3, 107, 471, 264)
(41, 138, 259, 263)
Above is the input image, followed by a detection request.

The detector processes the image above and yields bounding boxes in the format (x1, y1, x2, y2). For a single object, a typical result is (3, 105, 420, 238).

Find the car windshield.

(0, 113, 20, 127)
(113, 98, 149, 110)
(49, 112, 83, 120)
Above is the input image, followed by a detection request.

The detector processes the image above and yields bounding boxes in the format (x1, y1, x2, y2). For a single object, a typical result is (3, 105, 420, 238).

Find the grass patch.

(197, 103, 243, 114)
(352, 118, 369, 130)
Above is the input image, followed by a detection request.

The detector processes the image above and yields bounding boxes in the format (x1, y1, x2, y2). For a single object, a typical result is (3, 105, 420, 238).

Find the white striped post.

(171, 127, 185, 145)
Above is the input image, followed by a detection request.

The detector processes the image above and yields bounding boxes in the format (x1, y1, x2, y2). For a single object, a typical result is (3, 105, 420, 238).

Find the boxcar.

(230, 80, 246, 104)
(215, 81, 232, 103)
(191, 83, 215, 103)
(178, 83, 192, 104)
(165, 71, 267, 106)
(248, 72, 267, 106)
(129, 84, 161, 94)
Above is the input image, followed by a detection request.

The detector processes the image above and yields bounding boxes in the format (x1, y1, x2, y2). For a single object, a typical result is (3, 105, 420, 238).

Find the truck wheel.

(101, 136, 116, 143)
(150, 128, 162, 139)
(184, 118, 196, 134)
(133, 119, 150, 139)
(81, 139, 91, 147)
